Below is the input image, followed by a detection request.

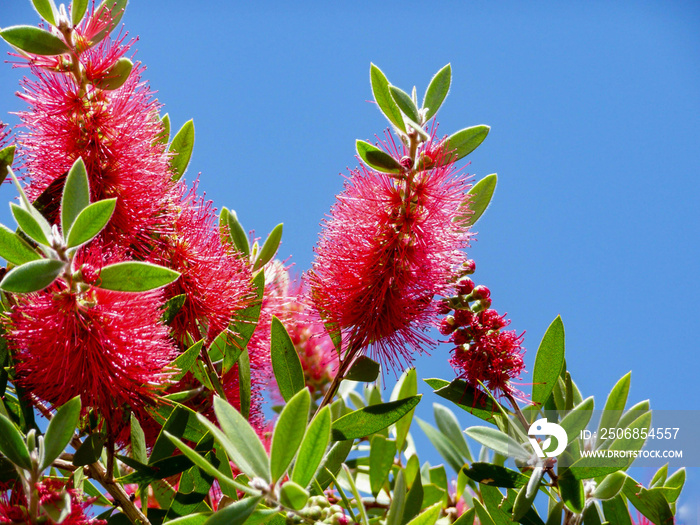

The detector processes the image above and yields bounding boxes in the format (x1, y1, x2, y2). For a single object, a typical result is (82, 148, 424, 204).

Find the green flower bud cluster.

(285, 496, 349, 525)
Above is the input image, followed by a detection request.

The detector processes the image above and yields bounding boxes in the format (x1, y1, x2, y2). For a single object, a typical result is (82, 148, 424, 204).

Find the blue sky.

(2, 0, 700, 515)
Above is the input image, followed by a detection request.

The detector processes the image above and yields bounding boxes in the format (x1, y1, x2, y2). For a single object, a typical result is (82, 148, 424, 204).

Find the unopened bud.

(461, 259, 476, 275)
(471, 285, 491, 300)
(399, 156, 413, 169)
(471, 297, 492, 313)
(437, 300, 452, 315)
(456, 277, 475, 296)
(439, 316, 457, 335)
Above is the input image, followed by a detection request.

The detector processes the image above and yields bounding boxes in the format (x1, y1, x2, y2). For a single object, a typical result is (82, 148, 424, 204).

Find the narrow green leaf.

(463, 427, 531, 461)
(369, 435, 396, 496)
(280, 481, 309, 511)
(663, 467, 685, 503)
(92, 57, 133, 91)
(238, 349, 252, 419)
(31, 0, 57, 25)
(405, 502, 441, 525)
(89, 0, 127, 47)
(162, 293, 186, 325)
(71, 0, 89, 26)
(558, 468, 584, 513)
(170, 119, 195, 181)
(416, 418, 463, 473)
(600, 495, 632, 525)
(171, 339, 204, 382)
(0, 413, 32, 471)
(622, 476, 673, 525)
(389, 85, 420, 123)
(444, 125, 490, 163)
(205, 496, 261, 525)
(473, 499, 497, 525)
(433, 403, 472, 462)
(345, 356, 380, 382)
(559, 396, 594, 444)
(221, 207, 250, 256)
(0, 26, 69, 55)
(292, 406, 331, 488)
(370, 63, 406, 132)
(155, 112, 171, 146)
(453, 508, 475, 525)
(512, 467, 543, 520)
(592, 471, 625, 500)
(149, 403, 208, 460)
(457, 173, 497, 227)
(61, 158, 91, 236)
(166, 514, 210, 525)
(341, 464, 369, 525)
(253, 223, 283, 271)
(0, 145, 16, 184)
(0, 259, 65, 293)
(212, 396, 270, 482)
(0, 225, 41, 266)
(270, 388, 310, 483)
(531, 316, 566, 406)
(425, 378, 499, 423)
(313, 439, 353, 490)
(596, 372, 631, 446)
(462, 462, 528, 489)
(73, 433, 106, 466)
(66, 198, 116, 248)
(98, 261, 179, 292)
(331, 395, 422, 441)
(11, 204, 50, 246)
(130, 413, 148, 465)
(385, 470, 406, 525)
(356, 140, 404, 174)
(42, 396, 81, 470)
(422, 64, 451, 121)
(224, 270, 264, 374)
(271, 316, 305, 402)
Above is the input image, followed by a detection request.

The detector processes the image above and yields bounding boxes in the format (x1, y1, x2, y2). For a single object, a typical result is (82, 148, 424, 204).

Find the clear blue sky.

(2, 0, 699, 515)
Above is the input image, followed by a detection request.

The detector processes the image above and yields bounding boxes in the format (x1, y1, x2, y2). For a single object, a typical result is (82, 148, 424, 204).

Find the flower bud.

(471, 285, 491, 300)
(439, 315, 457, 335)
(437, 300, 452, 315)
(471, 297, 492, 313)
(400, 156, 413, 169)
(461, 259, 476, 275)
(453, 308, 473, 327)
(453, 328, 472, 345)
(456, 277, 475, 296)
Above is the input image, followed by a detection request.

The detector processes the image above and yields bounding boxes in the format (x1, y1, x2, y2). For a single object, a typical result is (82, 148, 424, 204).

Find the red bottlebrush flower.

(308, 136, 471, 369)
(15, 34, 174, 250)
(5, 283, 176, 431)
(449, 308, 525, 399)
(151, 181, 253, 343)
(0, 479, 106, 524)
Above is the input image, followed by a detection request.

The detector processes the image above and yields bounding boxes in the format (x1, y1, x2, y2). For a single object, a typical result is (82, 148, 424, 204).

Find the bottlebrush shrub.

(0, 2, 685, 525)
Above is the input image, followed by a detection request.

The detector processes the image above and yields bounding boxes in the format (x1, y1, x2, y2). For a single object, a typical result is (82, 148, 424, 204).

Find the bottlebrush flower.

(448, 308, 525, 399)
(14, 34, 174, 250)
(151, 181, 253, 343)
(0, 479, 106, 524)
(5, 283, 176, 431)
(308, 137, 471, 369)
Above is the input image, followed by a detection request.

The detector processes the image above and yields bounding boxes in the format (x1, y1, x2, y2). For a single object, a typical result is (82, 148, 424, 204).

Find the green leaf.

(270, 388, 310, 483)
(592, 471, 626, 500)
(92, 57, 133, 91)
(622, 476, 673, 525)
(98, 261, 179, 292)
(162, 293, 186, 325)
(0, 413, 32, 471)
(41, 396, 80, 470)
(130, 413, 148, 465)
(211, 396, 270, 482)
(402, 469, 424, 524)
(596, 372, 631, 446)
(11, 203, 50, 246)
(559, 396, 594, 444)
(531, 316, 566, 406)
(166, 514, 211, 525)
(0, 259, 65, 293)
(221, 207, 250, 256)
(270, 316, 304, 402)
(71, 0, 89, 26)
(405, 502, 441, 525)
(253, 223, 283, 271)
(600, 495, 632, 525)
(0, 225, 41, 266)
(457, 173, 497, 227)
(66, 198, 116, 248)
(463, 427, 531, 461)
(73, 433, 106, 466)
(558, 468, 584, 513)
(356, 140, 404, 174)
(369, 435, 396, 496)
(385, 469, 406, 525)
(345, 356, 380, 382)
(370, 64, 406, 132)
(0, 25, 68, 55)
(389, 85, 420, 123)
(663, 467, 685, 503)
(61, 157, 91, 236)
(425, 378, 498, 423)
(416, 418, 463, 473)
(280, 481, 309, 511)
(89, 0, 127, 47)
(473, 499, 497, 525)
(453, 508, 475, 525)
(433, 403, 472, 462)
(313, 439, 353, 490)
(292, 405, 331, 488)
(422, 64, 451, 121)
(392, 368, 417, 453)
(170, 119, 195, 181)
(444, 125, 490, 163)
(0, 145, 16, 184)
(331, 395, 422, 441)
(462, 462, 528, 489)
(31, 0, 57, 26)
(512, 467, 543, 520)
(171, 339, 204, 382)
(205, 496, 262, 525)
(225, 270, 264, 375)
(238, 349, 252, 419)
